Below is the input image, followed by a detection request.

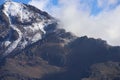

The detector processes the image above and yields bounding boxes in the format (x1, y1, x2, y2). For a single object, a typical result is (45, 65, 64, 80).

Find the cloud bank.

(29, 0, 120, 46)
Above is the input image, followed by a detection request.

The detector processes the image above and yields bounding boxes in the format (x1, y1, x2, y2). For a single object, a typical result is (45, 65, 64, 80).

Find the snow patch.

(3, 1, 37, 23)
(4, 41, 11, 47)
(4, 25, 22, 56)
(31, 33, 42, 43)
(32, 22, 46, 34)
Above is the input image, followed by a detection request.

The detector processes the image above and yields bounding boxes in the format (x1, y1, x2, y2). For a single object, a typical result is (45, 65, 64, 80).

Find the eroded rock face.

(1, 34, 120, 80)
(82, 62, 120, 80)
(0, 11, 10, 42)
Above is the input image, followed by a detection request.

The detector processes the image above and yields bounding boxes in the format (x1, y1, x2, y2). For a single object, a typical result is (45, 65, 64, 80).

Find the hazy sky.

(1, 0, 120, 46)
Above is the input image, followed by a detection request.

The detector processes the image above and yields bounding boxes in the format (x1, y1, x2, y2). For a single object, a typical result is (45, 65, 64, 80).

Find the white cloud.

(97, 0, 118, 9)
(28, 0, 50, 10)
(28, 0, 120, 46)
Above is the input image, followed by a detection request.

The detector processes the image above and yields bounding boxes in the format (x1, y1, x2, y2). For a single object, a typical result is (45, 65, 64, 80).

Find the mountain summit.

(0, 1, 58, 56)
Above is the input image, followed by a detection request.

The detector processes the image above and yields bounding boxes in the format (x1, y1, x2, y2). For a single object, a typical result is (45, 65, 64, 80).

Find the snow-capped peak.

(0, 1, 57, 56)
(3, 1, 37, 23)
(4, 1, 24, 16)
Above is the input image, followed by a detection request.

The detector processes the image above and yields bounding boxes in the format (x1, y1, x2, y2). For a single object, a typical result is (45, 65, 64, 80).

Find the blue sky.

(0, 0, 119, 15)
(0, 0, 58, 5)
(0, 0, 29, 4)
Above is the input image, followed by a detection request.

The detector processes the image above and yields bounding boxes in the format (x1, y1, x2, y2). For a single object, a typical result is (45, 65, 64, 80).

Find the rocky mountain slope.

(0, 1, 120, 80)
(0, 1, 58, 57)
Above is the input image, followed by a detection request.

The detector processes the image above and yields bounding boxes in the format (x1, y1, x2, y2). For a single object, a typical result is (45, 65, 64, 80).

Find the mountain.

(0, 1, 120, 80)
(0, 1, 56, 57)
